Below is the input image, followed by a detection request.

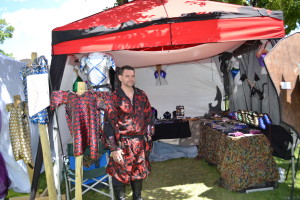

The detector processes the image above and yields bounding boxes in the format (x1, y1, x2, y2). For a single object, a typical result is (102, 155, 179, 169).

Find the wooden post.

(38, 124, 57, 199)
(75, 155, 83, 200)
(31, 52, 37, 63)
(75, 82, 86, 200)
(26, 165, 34, 183)
(31, 52, 57, 199)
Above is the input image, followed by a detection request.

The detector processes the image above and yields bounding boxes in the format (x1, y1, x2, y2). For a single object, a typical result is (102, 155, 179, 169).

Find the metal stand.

(287, 129, 300, 200)
(280, 123, 300, 200)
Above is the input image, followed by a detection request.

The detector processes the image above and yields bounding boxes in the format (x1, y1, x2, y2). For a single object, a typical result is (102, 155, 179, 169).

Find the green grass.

(5, 155, 300, 200)
(142, 157, 297, 200)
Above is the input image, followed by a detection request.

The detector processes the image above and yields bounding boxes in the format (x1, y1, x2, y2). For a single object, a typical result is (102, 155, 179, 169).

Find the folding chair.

(266, 123, 300, 200)
(66, 143, 114, 200)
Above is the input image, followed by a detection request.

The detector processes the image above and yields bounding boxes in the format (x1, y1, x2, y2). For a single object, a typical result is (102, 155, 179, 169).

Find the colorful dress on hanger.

(19, 56, 49, 124)
(7, 102, 33, 167)
(80, 52, 116, 92)
(50, 90, 108, 160)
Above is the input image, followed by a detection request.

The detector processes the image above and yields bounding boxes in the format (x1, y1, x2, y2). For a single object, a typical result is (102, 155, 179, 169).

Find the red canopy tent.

(51, 0, 284, 68)
(42, 1, 285, 198)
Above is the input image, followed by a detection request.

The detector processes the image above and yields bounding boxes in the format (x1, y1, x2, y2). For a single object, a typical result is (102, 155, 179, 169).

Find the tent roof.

(51, 0, 285, 67)
(106, 40, 243, 68)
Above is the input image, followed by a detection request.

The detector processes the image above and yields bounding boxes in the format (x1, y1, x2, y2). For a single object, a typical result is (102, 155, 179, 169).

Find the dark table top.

(153, 119, 191, 141)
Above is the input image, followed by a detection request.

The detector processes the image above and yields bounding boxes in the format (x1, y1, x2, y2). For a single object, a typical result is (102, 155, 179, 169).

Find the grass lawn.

(5, 154, 300, 200)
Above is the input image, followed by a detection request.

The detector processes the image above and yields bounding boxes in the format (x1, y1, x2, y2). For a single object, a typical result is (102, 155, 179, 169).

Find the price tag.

(280, 82, 291, 90)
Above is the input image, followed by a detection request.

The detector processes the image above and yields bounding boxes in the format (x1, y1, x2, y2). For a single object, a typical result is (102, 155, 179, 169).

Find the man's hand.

(147, 135, 152, 141)
(111, 149, 124, 165)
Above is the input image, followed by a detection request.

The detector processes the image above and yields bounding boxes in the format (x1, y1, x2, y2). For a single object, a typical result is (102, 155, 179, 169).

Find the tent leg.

(290, 143, 300, 200)
(53, 110, 71, 200)
(30, 139, 43, 200)
(289, 133, 300, 200)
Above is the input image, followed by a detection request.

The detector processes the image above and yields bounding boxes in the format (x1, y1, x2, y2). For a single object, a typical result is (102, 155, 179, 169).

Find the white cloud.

(1, 0, 116, 62)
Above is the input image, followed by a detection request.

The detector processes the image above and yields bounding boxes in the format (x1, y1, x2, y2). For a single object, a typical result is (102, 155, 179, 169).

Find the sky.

(1, 0, 299, 63)
(0, 0, 117, 62)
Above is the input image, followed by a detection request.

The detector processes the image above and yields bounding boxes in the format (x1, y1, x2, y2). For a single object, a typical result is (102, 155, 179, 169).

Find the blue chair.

(66, 143, 114, 200)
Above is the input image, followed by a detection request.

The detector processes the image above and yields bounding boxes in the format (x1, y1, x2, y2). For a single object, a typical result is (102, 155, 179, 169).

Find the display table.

(153, 119, 191, 141)
(198, 120, 279, 191)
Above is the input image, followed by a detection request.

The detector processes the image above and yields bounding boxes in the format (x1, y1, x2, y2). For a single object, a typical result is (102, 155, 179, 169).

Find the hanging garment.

(0, 152, 10, 199)
(50, 90, 108, 160)
(7, 102, 33, 167)
(80, 52, 116, 148)
(153, 65, 168, 86)
(0, 108, 2, 133)
(19, 56, 49, 124)
(80, 52, 116, 92)
(154, 69, 168, 86)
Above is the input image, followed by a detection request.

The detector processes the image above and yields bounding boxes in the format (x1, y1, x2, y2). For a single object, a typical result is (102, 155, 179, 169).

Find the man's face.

(119, 69, 135, 87)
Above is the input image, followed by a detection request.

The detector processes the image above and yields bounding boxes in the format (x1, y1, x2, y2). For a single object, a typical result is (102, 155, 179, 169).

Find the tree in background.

(212, 0, 300, 34)
(103, 0, 130, 11)
(116, 0, 129, 6)
(0, 19, 14, 57)
(113, 0, 299, 34)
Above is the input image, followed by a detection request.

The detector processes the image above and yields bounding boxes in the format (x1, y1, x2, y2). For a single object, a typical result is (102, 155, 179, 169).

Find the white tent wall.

(0, 54, 39, 193)
(54, 56, 224, 153)
(135, 57, 224, 118)
(53, 43, 282, 154)
(51, 45, 284, 170)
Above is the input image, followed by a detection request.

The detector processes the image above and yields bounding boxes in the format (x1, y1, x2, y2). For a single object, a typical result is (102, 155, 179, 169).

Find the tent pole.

(289, 132, 300, 200)
(47, 60, 70, 200)
(75, 82, 86, 200)
(239, 56, 252, 110)
(238, 56, 252, 110)
(237, 57, 249, 110)
(29, 138, 43, 200)
(241, 81, 249, 111)
(53, 108, 71, 200)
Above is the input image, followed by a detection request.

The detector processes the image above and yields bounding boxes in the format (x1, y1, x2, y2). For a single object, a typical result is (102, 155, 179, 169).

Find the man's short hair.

(119, 65, 135, 75)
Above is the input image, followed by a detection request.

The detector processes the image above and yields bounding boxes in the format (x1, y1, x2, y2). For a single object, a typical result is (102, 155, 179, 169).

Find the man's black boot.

(130, 180, 143, 200)
(113, 185, 126, 200)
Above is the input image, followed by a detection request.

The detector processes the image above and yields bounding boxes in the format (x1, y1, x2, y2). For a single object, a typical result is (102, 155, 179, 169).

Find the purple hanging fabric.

(0, 108, 2, 133)
(0, 152, 10, 198)
(258, 53, 267, 67)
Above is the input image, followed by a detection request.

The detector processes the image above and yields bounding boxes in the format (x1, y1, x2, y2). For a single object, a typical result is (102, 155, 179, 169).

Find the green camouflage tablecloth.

(199, 122, 279, 191)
